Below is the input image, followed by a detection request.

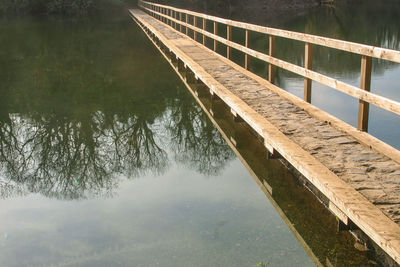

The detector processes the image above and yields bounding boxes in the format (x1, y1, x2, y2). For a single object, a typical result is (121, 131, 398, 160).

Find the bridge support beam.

(268, 36, 275, 84)
(358, 56, 372, 132)
(245, 30, 251, 70)
(304, 43, 313, 103)
(227, 25, 232, 59)
(213, 22, 218, 52)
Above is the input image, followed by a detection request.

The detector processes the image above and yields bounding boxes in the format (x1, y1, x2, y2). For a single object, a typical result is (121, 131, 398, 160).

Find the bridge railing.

(138, 0, 400, 132)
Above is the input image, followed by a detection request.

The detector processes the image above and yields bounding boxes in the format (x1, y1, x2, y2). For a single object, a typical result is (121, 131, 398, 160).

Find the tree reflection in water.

(167, 89, 234, 176)
(0, 100, 234, 200)
(0, 15, 235, 200)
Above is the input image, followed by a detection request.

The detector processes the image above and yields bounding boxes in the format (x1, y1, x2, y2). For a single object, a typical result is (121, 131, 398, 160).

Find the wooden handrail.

(140, 0, 400, 63)
(139, 1, 400, 132)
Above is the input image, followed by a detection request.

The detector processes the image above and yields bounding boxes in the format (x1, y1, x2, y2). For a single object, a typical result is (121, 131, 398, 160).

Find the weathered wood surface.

(140, 0, 400, 63)
(130, 9, 400, 264)
(142, 5, 400, 118)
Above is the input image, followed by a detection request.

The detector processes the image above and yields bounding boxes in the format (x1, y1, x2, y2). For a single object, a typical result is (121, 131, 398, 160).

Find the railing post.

(202, 18, 206, 45)
(227, 25, 232, 59)
(245, 29, 251, 70)
(194, 16, 197, 41)
(304, 43, 313, 103)
(185, 14, 189, 35)
(268, 35, 275, 84)
(170, 9, 176, 28)
(213, 22, 218, 52)
(358, 55, 372, 132)
(174, 10, 178, 29)
(179, 12, 182, 32)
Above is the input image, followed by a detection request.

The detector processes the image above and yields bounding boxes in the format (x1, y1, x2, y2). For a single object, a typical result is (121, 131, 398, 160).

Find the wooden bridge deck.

(130, 8, 400, 264)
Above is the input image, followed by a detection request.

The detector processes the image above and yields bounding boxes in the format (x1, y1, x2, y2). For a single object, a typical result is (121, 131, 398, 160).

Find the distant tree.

(0, 0, 125, 16)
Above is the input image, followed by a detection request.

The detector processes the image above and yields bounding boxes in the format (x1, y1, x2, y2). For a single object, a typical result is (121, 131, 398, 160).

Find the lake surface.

(0, 2, 396, 266)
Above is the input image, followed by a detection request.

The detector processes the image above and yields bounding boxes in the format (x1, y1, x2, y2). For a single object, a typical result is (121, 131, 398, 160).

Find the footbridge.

(130, 1, 400, 264)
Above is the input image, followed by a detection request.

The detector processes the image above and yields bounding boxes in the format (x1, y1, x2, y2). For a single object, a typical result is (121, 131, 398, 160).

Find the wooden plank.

(140, 0, 400, 63)
(141, 8, 400, 117)
(213, 21, 218, 52)
(304, 43, 313, 103)
(269, 35, 275, 84)
(130, 10, 400, 264)
(358, 56, 372, 132)
(245, 29, 251, 70)
(227, 25, 232, 59)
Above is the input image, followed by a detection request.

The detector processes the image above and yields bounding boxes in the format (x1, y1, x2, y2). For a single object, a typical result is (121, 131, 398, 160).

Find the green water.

(0, 14, 315, 267)
(0, 2, 395, 266)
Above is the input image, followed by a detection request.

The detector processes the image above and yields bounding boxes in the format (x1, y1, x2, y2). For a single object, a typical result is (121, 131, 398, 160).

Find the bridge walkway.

(130, 9, 400, 264)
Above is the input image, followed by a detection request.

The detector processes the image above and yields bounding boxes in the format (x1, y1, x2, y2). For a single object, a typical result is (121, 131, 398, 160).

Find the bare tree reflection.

(0, 95, 235, 199)
(167, 91, 235, 176)
(0, 111, 169, 200)
(0, 15, 236, 200)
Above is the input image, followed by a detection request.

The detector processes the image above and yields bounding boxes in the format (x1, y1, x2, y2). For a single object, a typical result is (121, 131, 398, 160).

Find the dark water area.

(0, 12, 312, 267)
(0, 2, 395, 266)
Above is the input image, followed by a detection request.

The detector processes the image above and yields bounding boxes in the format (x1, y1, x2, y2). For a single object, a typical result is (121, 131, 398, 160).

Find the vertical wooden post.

(202, 18, 206, 45)
(185, 14, 189, 35)
(213, 22, 218, 52)
(179, 12, 182, 32)
(268, 35, 275, 83)
(227, 25, 232, 59)
(194, 16, 197, 41)
(245, 29, 251, 70)
(174, 11, 178, 30)
(358, 56, 372, 132)
(304, 43, 313, 103)
(173, 10, 175, 29)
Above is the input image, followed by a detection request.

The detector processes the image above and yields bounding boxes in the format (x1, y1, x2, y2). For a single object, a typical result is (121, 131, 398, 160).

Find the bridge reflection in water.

(144, 39, 381, 265)
(0, 10, 391, 266)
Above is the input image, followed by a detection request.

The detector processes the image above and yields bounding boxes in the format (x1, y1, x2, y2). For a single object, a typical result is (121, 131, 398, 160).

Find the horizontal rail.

(141, 0, 400, 63)
(140, 3, 400, 118)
